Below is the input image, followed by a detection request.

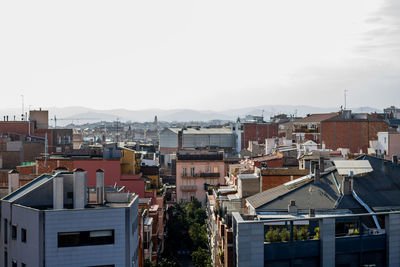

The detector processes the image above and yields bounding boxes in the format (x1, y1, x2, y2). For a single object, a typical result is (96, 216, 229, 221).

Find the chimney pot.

(73, 169, 87, 209)
(393, 155, 398, 165)
(384, 161, 389, 175)
(53, 174, 64, 210)
(319, 157, 325, 172)
(342, 173, 353, 195)
(8, 170, 19, 194)
(288, 200, 298, 214)
(314, 163, 320, 184)
(309, 208, 315, 217)
(96, 169, 105, 205)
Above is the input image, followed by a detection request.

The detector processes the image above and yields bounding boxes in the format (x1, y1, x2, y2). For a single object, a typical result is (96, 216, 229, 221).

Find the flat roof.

(334, 160, 373, 176)
(183, 128, 233, 135)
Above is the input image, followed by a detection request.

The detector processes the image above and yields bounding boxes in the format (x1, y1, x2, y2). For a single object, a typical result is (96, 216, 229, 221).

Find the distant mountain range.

(0, 105, 381, 126)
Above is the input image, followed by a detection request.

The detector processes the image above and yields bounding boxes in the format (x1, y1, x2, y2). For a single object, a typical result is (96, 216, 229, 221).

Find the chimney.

(314, 163, 320, 184)
(309, 208, 315, 218)
(73, 168, 87, 209)
(288, 200, 298, 214)
(53, 174, 64, 210)
(393, 155, 398, 165)
(319, 157, 325, 172)
(96, 169, 105, 205)
(178, 130, 183, 150)
(342, 171, 353, 195)
(384, 161, 389, 175)
(8, 170, 19, 194)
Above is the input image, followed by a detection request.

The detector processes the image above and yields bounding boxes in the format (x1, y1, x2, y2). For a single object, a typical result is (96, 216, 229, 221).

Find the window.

(21, 228, 27, 243)
(22, 264, 26, 267)
(58, 230, 114, 247)
(12, 260, 17, 267)
(213, 167, 219, 173)
(4, 252, 7, 267)
(11, 225, 17, 240)
(4, 219, 7, 244)
(190, 167, 195, 177)
(182, 168, 187, 177)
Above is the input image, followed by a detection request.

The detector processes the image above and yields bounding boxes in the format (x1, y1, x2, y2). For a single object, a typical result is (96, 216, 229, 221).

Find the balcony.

(180, 185, 197, 191)
(181, 172, 221, 178)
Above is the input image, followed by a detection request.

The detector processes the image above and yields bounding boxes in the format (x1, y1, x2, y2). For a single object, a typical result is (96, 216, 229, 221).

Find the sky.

(0, 0, 399, 111)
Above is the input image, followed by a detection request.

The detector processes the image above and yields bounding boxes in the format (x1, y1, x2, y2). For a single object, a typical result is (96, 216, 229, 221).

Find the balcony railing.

(181, 172, 221, 178)
(180, 185, 197, 191)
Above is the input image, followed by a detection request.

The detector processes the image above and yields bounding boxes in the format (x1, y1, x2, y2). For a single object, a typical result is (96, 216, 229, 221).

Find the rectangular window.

(190, 167, 195, 177)
(4, 252, 7, 267)
(182, 168, 187, 177)
(213, 167, 219, 173)
(21, 228, 27, 243)
(4, 219, 7, 244)
(12, 260, 17, 267)
(58, 230, 114, 247)
(11, 225, 17, 240)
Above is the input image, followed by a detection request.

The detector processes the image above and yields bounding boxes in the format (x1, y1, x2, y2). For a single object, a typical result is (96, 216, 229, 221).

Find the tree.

(157, 258, 181, 267)
(189, 223, 208, 249)
(191, 248, 212, 267)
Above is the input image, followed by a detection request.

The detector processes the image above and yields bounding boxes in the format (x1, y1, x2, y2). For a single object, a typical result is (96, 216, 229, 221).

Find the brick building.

(241, 123, 278, 150)
(321, 111, 388, 153)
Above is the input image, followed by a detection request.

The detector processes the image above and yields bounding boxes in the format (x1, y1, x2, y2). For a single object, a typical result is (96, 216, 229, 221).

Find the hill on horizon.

(0, 105, 381, 126)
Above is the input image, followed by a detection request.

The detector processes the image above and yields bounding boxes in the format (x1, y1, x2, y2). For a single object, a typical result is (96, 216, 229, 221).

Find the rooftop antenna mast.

(344, 89, 348, 110)
(21, 94, 24, 120)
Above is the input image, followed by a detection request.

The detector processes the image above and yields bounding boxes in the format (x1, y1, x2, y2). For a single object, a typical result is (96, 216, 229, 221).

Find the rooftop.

(294, 113, 338, 124)
(183, 127, 233, 135)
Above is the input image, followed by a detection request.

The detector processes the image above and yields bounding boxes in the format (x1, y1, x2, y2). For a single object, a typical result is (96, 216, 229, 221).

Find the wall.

(159, 129, 178, 149)
(261, 169, 309, 191)
(176, 160, 225, 202)
(237, 176, 260, 198)
(321, 120, 388, 153)
(22, 142, 45, 162)
(44, 208, 128, 267)
(30, 110, 48, 129)
(121, 148, 136, 175)
(241, 123, 278, 150)
(4, 205, 43, 267)
(232, 212, 264, 267)
(388, 133, 400, 160)
(182, 134, 235, 149)
(0, 121, 32, 139)
(0, 151, 21, 169)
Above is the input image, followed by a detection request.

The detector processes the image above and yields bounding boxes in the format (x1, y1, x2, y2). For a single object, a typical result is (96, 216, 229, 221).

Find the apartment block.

(176, 151, 225, 203)
(0, 169, 139, 267)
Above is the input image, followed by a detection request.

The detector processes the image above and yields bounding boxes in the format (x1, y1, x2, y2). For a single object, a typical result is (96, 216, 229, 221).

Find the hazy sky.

(0, 0, 399, 111)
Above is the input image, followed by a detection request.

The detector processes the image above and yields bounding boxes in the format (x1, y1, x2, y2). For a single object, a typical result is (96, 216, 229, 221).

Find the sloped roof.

(294, 113, 338, 124)
(324, 113, 385, 122)
(2, 174, 54, 202)
(353, 155, 400, 211)
(247, 168, 362, 212)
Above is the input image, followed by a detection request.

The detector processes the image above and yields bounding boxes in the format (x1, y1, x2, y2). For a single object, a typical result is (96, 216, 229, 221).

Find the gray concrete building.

(232, 211, 400, 267)
(0, 169, 139, 267)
